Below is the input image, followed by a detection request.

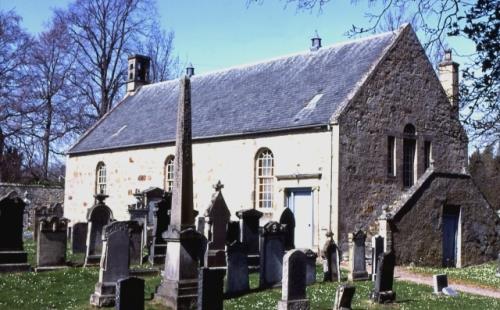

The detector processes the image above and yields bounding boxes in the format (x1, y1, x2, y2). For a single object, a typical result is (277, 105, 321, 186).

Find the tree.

(469, 144, 500, 210)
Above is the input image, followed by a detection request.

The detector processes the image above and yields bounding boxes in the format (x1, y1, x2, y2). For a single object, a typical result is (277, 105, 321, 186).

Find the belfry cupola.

(127, 54, 151, 92)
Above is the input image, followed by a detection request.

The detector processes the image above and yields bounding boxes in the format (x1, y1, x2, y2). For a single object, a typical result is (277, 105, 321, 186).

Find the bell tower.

(127, 54, 151, 92)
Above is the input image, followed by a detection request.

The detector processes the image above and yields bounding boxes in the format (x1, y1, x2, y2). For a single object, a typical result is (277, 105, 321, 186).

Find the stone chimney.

(186, 63, 194, 78)
(127, 54, 151, 92)
(310, 30, 322, 51)
(438, 49, 459, 111)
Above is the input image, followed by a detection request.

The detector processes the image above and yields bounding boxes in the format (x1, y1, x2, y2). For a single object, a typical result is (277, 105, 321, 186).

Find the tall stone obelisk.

(154, 76, 206, 309)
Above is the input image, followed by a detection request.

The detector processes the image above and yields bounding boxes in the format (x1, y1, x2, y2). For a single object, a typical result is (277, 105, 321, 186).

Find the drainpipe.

(328, 124, 334, 235)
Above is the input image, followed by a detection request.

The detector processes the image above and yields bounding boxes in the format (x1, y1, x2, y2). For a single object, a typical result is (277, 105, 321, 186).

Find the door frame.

(284, 187, 314, 248)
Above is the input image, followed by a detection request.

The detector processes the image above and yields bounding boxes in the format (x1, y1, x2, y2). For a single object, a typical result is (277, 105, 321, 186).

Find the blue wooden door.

(442, 205, 460, 267)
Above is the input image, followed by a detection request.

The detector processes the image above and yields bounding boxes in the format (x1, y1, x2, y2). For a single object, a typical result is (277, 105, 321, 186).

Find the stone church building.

(64, 24, 498, 267)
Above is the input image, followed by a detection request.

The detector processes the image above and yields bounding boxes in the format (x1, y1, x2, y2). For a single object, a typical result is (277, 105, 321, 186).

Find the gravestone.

(149, 192, 171, 265)
(371, 251, 396, 303)
(279, 208, 295, 250)
(205, 181, 231, 267)
(371, 235, 384, 281)
(442, 287, 458, 297)
(433, 274, 448, 294)
(116, 277, 144, 310)
(197, 267, 226, 310)
(33, 203, 64, 243)
(85, 193, 113, 266)
(259, 221, 286, 288)
(236, 208, 263, 269)
(225, 241, 249, 296)
(348, 230, 369, 281)
(226, 221, 240, 245)
(321, 231, 340, 282)
(72, 222, 88, 254)
(0, 191, 30, 272)
(128, 190, 149, 263)
(197, 216, 206, 235)
(36, 216, 69, 271)
(333, 285, 356, 310)
(90, 221, 131, 307)
(129, 220, 144, 265)
(300, 248, 317, 285)
(277, 249, 310, 310)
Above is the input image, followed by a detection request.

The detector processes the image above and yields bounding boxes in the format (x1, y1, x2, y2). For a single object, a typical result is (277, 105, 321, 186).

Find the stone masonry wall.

(337, 25, 468, 252)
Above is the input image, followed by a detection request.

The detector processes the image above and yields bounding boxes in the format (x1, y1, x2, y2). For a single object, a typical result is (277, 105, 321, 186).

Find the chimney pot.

(310, 30, 322, 51)
(438, 49, 459, 114)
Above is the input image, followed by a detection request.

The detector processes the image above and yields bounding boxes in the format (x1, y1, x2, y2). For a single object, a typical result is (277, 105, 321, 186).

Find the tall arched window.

(255, 148, 274, 208)
(96, 162, 106, 194)
(403, 124, 416, 187)
(164, 155, 175, 192)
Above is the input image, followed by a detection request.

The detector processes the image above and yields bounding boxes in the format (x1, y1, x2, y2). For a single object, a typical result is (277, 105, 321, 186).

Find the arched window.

(255, 148, 274, 208)
(164, 156, 175, 192)
(403, 124, 416, 187)
(96, 162, 106, 194)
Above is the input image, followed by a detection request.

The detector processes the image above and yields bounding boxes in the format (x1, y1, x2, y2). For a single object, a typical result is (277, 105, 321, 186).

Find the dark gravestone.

(259, 221, 286, 288)
(205, 181, 231, 267)
(116, 277, 144, 310)
(236, 208, 263, 268)
(36, 216, 68, 270)
(277, 249, 309, 310)
(129, 221, 144, 265)
(72, 222, 88, 254)
(300, 248, 318, 285)
(0, 191, 30, 272)
(149, 192, 171, 265)
(333, 285, 356, 310)
(90, 221, 131, 307)
(321, 231, 340, 282)
(226, 221, 240, 245)
(128, 191, 149, 264)
(433, 274, 448, 294)
(371, 235, 384, 281)
(371, 252, 396, 303)
(348, 230, 369, 281)
(142, 187, 165, 226)
(279, 208, 295, 250)
(197, 267, 226, 310)
(225, 241, 249, 296)
(85, 193, 113, 266)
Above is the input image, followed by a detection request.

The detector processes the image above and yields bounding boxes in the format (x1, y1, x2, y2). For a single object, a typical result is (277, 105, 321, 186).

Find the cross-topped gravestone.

(116, 277, 144, 310)
(205, 181, 231, 267)
(277, 249, 310, 310)
(36, 216, 69, 271)
(225, 240, 249, 296)
(85, 193, 113, 266)
(0, 191, 30, 272)
(259, 221, 286, 288)
(371, 235, 384, 281)
(321, 231, 340, 282)
(236, 208, 263, 269)
(149, 192, 171, 265)
(333, 285, 356, 310)
(348, 230, 369, 281)
(72, 222, 88, 254)
(279, 208, 296, 250)
(90, 221, 131, 307)
(371, 251, 396, 303)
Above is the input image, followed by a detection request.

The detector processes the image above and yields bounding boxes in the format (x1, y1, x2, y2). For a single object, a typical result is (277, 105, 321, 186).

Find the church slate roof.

(68, 29, 402, 154)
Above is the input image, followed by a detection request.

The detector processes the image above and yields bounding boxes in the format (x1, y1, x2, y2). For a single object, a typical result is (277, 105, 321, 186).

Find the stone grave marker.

(129, 220, 144, 265)
(442, 287, 458, 297)
(226, 221, 240, 245)
(33, 203, 63, 243)
(128, 190, 149, 262)
(333, 285, 356, 310)
(197, 216, 206, 235)
(259, 221, 286, 288)
(371, 251, 396, 303)
(197, 267, 226, 310)
(225, 241, 249, 296)
(90, 221, 131, 307)
(116, 276, 144, 310)
(0, 191, 30, 272)
(321, 231, 340, 282)
(277, 249, 309, 310)
(85, 193, 114, 266)
(433, 274, 448, 294)
(72, 222, 88, 254)
(348, 230, 369, 281)
(279, 207, 295, 250)
(36, 216, 69, 271)
(236, 208, 263, 269)
(205, 181, 231, 267)
(300, 248, 317, 285)
(149, 192, 171, 265)
(371, 235, 384, 281)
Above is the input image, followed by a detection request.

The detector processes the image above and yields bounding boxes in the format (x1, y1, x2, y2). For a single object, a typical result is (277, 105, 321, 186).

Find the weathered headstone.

(300, 248, 318, 285)
(321, 231, 340, 282)
(371, 251, 396, 303)
(129, 220, 144, 265)
(236, 208, 263, 269)
(90, 221, 131, 307)
(149, 192, 171, 265)
(348, 230, 369, 281)
(333, 285, 356, 310)
(72, 222, 88, 254)
(226, 221, 240, 245)
(116, 277, 145, 310)
(205, 181, 231, 267)
(433, 274, 448, 294)
(279, 208, 295, 250)
(33, 203, 63, 243)
(128, 190, 149, 264)
(85, 193, 114, 266)
(197, 216, 206, 235)
(259, 221, 286, 288)
(36, 216, 69, 271)
(371, 235, 384, 281)
(225, 241, 249, 296)
(197, 267, 226, 310)
(277, 249, 310, 310)
(0, 191, 30, 272)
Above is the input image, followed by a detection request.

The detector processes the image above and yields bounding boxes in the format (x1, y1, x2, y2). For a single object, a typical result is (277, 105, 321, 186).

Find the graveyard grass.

(1, 240, 499, 309)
